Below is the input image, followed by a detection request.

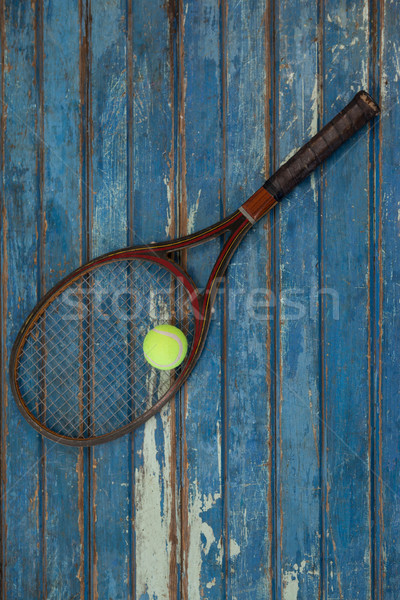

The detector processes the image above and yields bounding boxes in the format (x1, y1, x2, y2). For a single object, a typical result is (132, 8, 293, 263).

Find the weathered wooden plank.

(0, 4, 5, 595)
(129, 1, 178, 598)
(90, 1, 131, 598)
(275, 0, 321, 597)
(2, 2, 42, 597)
(78, 1, 94, 597)
(377, 0, 400, 596)
(41, 1, 82, 598)
(3, 2, 400, 599)
(224, 1, 271, 598)
(321, 1, 372, 597)
(179, 0, 225, 598)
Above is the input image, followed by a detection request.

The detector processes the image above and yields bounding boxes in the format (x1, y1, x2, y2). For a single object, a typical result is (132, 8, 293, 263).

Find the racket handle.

(240, 91, 379, 223)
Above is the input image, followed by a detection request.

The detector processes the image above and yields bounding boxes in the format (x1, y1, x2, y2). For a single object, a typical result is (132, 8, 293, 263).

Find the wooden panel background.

(0, 0, 399, 598)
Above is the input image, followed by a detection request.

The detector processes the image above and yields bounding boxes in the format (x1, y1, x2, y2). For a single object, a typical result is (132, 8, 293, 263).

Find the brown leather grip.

(263, 90, 380, 202)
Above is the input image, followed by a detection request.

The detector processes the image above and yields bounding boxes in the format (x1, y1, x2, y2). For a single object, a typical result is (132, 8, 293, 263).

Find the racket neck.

(199, 215, 251, 316)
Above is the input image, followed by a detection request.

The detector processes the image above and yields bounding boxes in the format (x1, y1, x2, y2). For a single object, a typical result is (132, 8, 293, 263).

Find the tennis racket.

(9, 90, 379, 446)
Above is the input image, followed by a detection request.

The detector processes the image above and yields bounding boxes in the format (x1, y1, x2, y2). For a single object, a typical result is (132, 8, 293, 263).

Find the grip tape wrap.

(263, 91, 380, 201)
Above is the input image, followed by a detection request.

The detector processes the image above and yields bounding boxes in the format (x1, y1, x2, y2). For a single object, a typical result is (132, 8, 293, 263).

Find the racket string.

(19, 336, 172, 425)
(16, 259, 195, 438)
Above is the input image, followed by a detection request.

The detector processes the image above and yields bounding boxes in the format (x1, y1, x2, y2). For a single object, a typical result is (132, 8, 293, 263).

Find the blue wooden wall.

(0, 1, 399, 598)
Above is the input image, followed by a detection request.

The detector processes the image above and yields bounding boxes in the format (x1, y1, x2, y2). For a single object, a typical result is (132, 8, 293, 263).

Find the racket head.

(9, 249, 203, 446)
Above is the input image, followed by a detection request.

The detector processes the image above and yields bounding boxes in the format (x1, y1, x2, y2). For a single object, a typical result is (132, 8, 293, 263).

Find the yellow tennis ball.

(143, 324, 188, 370)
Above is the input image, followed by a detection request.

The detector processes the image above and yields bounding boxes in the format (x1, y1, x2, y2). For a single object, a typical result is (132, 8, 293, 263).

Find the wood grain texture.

(129, 1, 179, 599)
(2, 3, 42, 597)
(179, 1, 225, 598)
(1, 0, 399, 599)
(377, 0, 400, 597)
(321, 1, 372, 597)
(275, 1, 321, 597)
(90, 1, 130, 598)
(41, 1, 82, 598)
(224, 1, 271, 597)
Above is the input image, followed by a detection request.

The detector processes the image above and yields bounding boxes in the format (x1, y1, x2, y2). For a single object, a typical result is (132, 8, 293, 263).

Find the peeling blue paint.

(1, 0, 399, 598)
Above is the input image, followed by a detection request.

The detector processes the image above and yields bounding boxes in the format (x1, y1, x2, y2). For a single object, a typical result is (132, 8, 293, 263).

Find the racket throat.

(194, 291, 209, 319)
(197, 216, 252, 322)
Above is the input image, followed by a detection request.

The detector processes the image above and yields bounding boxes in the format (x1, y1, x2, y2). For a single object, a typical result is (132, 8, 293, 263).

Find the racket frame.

(9, 206, 259, 445)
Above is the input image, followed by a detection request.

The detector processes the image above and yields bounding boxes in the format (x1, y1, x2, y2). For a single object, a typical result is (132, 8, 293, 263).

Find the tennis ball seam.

(144, 327, 185, 369)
